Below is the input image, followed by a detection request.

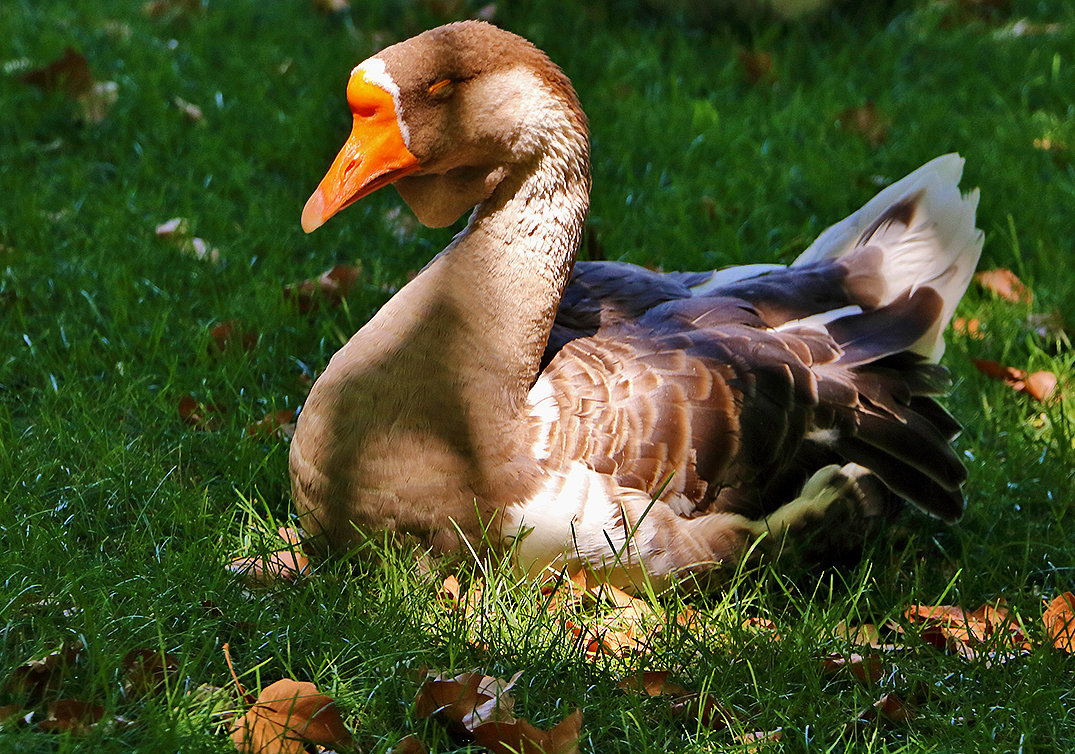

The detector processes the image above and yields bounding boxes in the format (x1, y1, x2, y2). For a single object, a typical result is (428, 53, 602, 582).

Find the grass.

(2, 0, 1074, 750)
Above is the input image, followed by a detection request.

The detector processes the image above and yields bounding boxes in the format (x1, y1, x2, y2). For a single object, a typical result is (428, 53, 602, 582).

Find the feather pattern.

(291, 21, 983, 589)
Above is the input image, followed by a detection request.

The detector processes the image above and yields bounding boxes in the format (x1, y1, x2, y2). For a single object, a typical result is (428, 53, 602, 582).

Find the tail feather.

(794, 154, 983, 361)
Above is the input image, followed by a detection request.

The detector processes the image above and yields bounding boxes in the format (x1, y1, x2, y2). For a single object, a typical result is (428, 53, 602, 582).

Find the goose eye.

(428, 78, 455, 99)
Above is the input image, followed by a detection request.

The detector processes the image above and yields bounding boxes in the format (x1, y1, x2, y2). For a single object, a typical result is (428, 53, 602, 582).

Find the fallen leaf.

(742, 616, 782, 639)
(284, 264, 362, 313)
(36, 699, 107, 735)
(973, 360, 1058, 402)
(974, 268, 1032, 304)
(1043, 592, 1075, 653)
(210, 321, 258, 353)
(17, 47, 117, 123)
(227, 548, 310, 587)
(617, 671, 689, 698)
(669, 692, 740, 732)
(18, 47, 92, 97)
(122, 649, 180, 697)
(5, 643, 83, 702)
(246, 409, 298, 440)
(230, 678, 353, 754)
(821, 653, 883, 685)
(837, 102, 888, 147)
(0, 704, 27, 730)
(177, 394, 225, 430)
(472, 708, 582, 754)
(903, 600, 1030, 661)
(390, 734, 429, 754)
(415, 670, 520, 733)
(737, 49, 775, 85)
(952, 316, 983, 339)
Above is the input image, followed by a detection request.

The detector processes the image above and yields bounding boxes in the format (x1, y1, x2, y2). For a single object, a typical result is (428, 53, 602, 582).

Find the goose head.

(301, 21, 588, 233)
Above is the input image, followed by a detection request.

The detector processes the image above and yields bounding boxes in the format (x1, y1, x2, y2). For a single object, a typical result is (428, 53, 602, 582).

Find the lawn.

(2, 0, 1074, 751)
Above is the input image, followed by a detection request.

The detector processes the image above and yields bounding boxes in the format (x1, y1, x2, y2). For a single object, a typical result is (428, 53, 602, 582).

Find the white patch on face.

(352, 57, 411, 148)
(525, 374, 558, 461)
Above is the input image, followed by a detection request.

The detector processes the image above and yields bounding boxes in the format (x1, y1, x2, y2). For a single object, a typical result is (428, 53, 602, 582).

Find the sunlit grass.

(2, 0, 1074, 750)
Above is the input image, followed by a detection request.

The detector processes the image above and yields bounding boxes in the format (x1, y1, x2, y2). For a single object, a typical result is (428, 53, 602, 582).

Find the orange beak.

(301, 73, 420, 233)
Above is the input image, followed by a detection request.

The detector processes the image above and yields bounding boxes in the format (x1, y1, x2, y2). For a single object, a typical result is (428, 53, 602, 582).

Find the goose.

(290, 21, 982, 589)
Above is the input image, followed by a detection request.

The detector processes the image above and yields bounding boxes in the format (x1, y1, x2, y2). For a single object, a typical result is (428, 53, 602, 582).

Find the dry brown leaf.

(952, 317, 983, 339)
(210, 321, 258, 353)
(0, 704, 27, 730)
(617, 671, 689, 698)
(5, 643, 83, 702)
(230, 678, 353, 754)
(737, 49, 775, 85)
(246, 409, 298, 440)
(415, 670, 527, 742)
(821, 653, 883, 686)
(122, 649, 180, 697)
(742, 616, 782, 639)
(473, 708, 582, 754)
(669, 692, 740, 732)
(17, 47, 117, 123)
(284, 264, 362, 313)
(227, 549, 310, 587)
(837, 102, 888, 147)
(974, 268, 1032, 304)
(972, 360, 1058, 402)
(36, 699, 107, 735)
(903, 600, 1031, 660)
(1043, 592, 1075, 653)
(177, 394, 225, 430)
(391, 734, 429, 754)
(19, 47, 93, 97)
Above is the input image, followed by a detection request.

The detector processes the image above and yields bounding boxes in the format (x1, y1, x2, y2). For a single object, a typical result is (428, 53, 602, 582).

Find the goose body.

(291, 21, 982, 588)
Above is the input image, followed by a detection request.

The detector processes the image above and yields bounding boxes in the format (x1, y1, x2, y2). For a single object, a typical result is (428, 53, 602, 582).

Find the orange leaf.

(617, 671, 689, 697)
(19, 47, 93, 98)
(122, 649, 180, 697)
(5, 643, 83, 702)
(284, 264, 362, 313)
(821, 653, 883, 685)
(1044, 592, 1075, 653)
(975, 268, 1032, 303)
(210, 321, 258, 353)
(230, 678, 353, 754)
(952, 317, 983, 339)
(472, 708, 582, 754)
(973, 360, 1058, 402)
(391, 734, 429, 754)
(177, 394, 225, 430)
(246, 409, 298, 440)
(36, 699, 107, 735)
(737, 49, 775, 85)
(227, 549, 309, 587)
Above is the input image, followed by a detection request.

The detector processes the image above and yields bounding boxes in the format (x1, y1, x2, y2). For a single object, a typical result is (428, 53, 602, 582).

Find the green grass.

(2, 0, 1075, 750)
